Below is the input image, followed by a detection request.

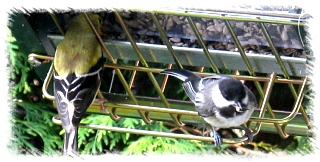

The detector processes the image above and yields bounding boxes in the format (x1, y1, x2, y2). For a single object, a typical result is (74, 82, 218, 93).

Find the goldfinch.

(53, 13, 105, 156)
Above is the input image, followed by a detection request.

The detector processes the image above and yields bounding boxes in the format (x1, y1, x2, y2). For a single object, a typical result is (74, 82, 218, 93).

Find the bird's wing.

(54, 57, 105, 129)
(161, 69, 202, 103)
(182, 81, 198, 103)
(183, 74, 226, 109)
(160, 69, 201, 81)
(194, 80, 219, 117)
(200, 74, 231, 86)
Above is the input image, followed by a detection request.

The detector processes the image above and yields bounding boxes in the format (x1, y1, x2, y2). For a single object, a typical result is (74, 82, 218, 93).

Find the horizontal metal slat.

(51, 92, 312, 137)
(48, 35, 307, 77)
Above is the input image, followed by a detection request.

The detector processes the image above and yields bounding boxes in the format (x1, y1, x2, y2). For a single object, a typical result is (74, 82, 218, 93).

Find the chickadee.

(160, 69, 257, 147)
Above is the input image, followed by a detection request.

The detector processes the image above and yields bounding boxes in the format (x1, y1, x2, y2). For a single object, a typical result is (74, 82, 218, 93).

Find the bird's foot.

(212, 128, 222, 147)
(95, 90, 109, 113)
(242, 126, 253, 144)
(95, 97, 108, 113)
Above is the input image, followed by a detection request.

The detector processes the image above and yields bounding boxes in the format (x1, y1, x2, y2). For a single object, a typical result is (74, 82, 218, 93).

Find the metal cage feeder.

(10, 7, 313, 146)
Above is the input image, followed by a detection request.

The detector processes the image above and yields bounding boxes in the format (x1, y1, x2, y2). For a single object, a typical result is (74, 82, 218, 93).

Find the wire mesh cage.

(10, 6, 313, 146)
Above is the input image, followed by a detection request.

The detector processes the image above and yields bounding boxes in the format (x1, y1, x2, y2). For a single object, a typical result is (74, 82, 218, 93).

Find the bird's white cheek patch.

(211, 86, 234, 108)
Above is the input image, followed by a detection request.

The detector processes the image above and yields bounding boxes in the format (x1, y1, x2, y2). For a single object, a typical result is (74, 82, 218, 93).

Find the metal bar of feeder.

(50, 89, 312, 136)
(187, 17, 220, 73)
(149, 13, 181, 94)
(224, 19, 288, 138)
(52, 115, 250, 144)
(28, 53, 307, 85)
(131, 9, 307, 26)
(250, 76, 308, 124)
(104, 64, 306, 84)
(91, 11, 154, 123)
(259, 22, 311, 129)
(47, 35, 308, 77)
(150, 13, 183, 69)
(252, 72, 277, 136)
(114, 10, 184, 126)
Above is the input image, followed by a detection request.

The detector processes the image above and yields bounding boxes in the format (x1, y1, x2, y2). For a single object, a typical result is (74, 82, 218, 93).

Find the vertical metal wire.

(187, 17, 220, 73)
(149, 13, 182, 95)
(41, 62, 55, 100)
(252, 72, 276, 136)
(83, 13, 152, 124)
(114, 10, 184, 126)
(281, 76, 308, 135)
(149, 13, 183, 69)
(160, 63, 173, 93)
(49, 13, 65, 36)
(129, 61, 140, 89)
(259, 22, 311, 129)
(224, 19, 289, 138)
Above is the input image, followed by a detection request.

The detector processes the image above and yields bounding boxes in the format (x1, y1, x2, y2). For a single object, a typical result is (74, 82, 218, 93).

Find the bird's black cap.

(219, 78, 246, 102)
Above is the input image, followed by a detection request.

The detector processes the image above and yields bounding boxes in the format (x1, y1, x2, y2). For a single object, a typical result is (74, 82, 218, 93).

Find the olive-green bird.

(53, 13, 105, 156)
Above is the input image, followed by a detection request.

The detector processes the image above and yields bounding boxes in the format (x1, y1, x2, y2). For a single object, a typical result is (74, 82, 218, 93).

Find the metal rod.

(27, 53, 308, 85)
(225, 20, 254, 75)
(259, 23, 291, 78)
(114, 10, 183, 126)
(281, 77, 308, 123)
(150, 13, 183, 69)
(259, 22, 311, 129)
(52, 115, 251, 144)
(187, 17, 220, 73)
(224, 19, 289, 138)
(83, 13, 153, 124)
(104, 64, 307, 84)
(51, 89, 312, 136)
(110, 103, 198, 116)
(143, 9, 308, 26)
(250, 76, 308, 124)
(49, 13, 65, 36)
(160, 64, 173, 93)
(252, 72, 276, 135)
(41, 63, 55, 100)
(129, 61, 140, 89)
(149, 13, 182, 94)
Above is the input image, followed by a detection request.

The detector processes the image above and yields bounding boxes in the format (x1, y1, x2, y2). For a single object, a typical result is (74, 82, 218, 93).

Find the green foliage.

(284, 136, 314, 154)
(11, 102, 62, 155)
(123, 136, 205, 155)
(75, 115, 144, 154)
(7, 28, 62, 155)
(250, 141, 276, 152)
(122, 121, 213, 155)
(8, 33, 32, 97)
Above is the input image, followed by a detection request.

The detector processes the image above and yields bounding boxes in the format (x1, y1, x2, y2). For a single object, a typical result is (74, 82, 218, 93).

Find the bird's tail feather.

(62, 128, 79, 156)
(160, 69, 201, 81)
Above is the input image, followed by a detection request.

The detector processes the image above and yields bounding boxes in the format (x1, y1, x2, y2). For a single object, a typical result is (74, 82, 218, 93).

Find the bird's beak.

(234, 102, 243, 112)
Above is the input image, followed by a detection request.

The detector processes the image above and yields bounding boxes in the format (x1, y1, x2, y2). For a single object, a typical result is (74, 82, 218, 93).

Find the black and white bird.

(160, 69, 257, 147)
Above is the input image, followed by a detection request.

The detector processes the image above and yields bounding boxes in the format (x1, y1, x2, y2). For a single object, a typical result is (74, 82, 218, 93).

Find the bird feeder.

(9, 6, 313, 146)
